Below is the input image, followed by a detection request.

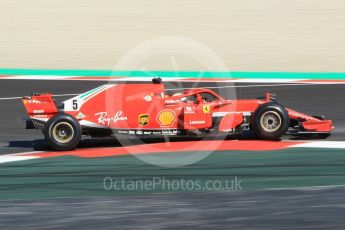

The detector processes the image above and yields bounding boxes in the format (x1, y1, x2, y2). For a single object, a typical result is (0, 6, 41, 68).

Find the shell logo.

(156, 109, 176, 127)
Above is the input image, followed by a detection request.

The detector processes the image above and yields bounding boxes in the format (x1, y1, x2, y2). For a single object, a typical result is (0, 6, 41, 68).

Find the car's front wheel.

(44, 114, 82, 151)
(252, 103, 289, 140)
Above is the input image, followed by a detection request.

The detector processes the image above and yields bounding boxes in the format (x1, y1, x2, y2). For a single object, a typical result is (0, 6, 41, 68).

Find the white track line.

(291, 141, 345, 149)
(0, 155, 40, 164)
(0, 151, 43, 164)
(166, 82, 345, 91)
(3, 75, 79, 80)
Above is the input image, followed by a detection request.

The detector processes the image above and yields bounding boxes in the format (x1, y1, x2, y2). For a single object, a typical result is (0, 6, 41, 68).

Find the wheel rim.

(260, 111, 282, 132)
(52, 122, 74, 144)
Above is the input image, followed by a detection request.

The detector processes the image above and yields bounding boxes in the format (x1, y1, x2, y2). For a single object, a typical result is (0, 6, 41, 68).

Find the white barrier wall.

(0, 0, 345, 71)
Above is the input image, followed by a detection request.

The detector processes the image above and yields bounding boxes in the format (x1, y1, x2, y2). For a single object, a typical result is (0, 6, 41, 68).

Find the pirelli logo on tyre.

(138, 114, 150, 126)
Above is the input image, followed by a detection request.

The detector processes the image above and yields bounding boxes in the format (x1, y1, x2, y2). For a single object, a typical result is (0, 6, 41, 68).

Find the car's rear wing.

(22, 93, 58, 119)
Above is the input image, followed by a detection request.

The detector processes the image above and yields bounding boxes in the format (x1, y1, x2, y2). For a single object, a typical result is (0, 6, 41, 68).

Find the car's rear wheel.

(252, 103, 289, 140)
(44, 114, 81, 151)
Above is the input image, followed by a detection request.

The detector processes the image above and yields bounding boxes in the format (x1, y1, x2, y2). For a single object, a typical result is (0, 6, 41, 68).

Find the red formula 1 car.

(22, 79, 334, 150)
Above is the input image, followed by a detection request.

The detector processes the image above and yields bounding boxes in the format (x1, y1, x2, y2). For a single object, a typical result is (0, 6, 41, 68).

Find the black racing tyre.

(44, 114, 82, 151)
(252, 103, 289, 140)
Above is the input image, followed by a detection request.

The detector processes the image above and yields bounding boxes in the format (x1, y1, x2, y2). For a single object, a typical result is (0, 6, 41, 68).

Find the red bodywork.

(286, 108, 334, 132)
(22, 94, 58, 120)
(22, 83, 334, 136)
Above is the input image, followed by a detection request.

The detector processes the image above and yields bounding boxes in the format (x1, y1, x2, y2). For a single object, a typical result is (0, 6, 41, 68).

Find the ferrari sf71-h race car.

(22, 79, 334, 150)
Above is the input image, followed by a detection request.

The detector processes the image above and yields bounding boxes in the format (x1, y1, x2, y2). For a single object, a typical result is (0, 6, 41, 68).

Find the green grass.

(1, 148, 345, 200)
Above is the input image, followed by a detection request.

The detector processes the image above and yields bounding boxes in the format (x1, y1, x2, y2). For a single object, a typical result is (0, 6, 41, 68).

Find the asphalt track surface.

(1, 79, 345, 229)
(1, 188, 345, 230)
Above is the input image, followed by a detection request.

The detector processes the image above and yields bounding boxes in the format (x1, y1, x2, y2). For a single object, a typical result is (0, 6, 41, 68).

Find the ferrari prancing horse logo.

(202, 105, 211, 113)
(138, 114, 150, 126)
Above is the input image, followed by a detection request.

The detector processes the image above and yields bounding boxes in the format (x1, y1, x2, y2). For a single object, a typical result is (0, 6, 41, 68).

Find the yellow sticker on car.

(202, 105, 211, 113)
(157, 109, 176, 127)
